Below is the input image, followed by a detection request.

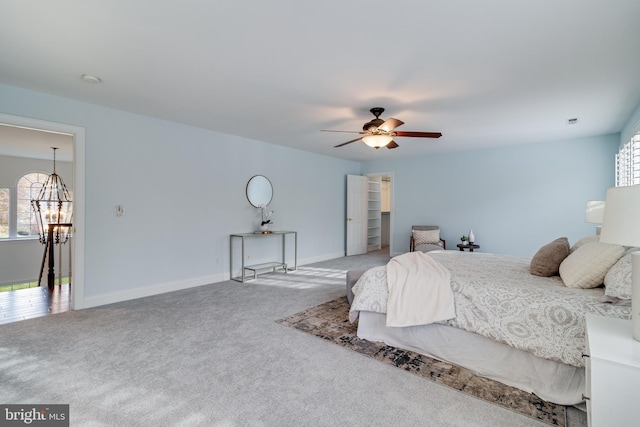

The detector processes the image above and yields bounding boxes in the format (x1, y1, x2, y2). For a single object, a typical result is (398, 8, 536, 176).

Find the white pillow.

(604, 248, 640, 300)
(559, 241, 624, 289)
(413, 229, 440, 245)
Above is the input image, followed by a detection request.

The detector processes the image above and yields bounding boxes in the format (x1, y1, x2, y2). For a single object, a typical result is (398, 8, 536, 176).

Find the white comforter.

(349, 251, 631, 367)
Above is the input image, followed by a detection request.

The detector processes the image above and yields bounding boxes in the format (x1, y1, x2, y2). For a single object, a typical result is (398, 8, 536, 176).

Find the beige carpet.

(277, 296, 566, 427)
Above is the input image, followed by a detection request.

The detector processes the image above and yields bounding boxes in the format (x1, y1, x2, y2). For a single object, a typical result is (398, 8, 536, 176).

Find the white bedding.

(386, 251, 454, 327)
(350, 250, 631, 368)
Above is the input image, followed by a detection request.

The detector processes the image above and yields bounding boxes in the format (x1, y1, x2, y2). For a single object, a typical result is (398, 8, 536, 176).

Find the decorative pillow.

(559, 241, 625, 289)
(530, 237, 570, 277)
(413, 229, 440, 245)
(570, 235, 599, 253)
(604, 248, 640, 300)
(415, 243, 444, 253)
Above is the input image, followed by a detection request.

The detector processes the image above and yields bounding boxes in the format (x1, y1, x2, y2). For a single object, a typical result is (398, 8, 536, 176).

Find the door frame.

(365, 171, 394, 254)
(0, 113, 85, 310)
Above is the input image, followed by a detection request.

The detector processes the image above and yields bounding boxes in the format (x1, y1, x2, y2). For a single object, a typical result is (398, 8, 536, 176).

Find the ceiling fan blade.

(321, 129, 365, 134)
(334, 136, 364, 148)
(378, 118, 404, 132)
(386, 141, 399, 149)
(394, 131, 442, 138)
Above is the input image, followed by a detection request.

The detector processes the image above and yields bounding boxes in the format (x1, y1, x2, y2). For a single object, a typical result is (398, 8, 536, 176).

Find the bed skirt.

(357, 311, 585, 405)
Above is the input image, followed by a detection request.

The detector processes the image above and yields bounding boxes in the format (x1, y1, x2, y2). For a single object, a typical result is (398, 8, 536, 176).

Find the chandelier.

(31, 147, 73, 289)
(31, 147, 73, 245)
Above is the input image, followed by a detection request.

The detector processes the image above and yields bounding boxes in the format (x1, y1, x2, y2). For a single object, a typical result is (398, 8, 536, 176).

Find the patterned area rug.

(276, 297, 566, 426)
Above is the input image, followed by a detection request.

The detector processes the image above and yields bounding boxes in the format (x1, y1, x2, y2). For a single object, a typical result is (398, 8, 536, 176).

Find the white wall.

(363, 134, 619, 257)
(0, 84, 360, 308)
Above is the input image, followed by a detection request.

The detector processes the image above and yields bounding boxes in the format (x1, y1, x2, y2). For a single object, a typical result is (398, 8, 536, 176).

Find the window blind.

(616, 131, 640, 187)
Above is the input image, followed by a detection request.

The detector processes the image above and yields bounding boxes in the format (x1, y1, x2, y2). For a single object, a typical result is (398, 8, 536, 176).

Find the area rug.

(276, 297, 566, 427)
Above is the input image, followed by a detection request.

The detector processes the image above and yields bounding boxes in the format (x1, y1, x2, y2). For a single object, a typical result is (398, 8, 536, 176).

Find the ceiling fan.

(322, 107, 442, 149)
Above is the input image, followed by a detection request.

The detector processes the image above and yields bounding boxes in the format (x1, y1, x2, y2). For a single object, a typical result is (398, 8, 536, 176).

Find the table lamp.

(585, 200, 605, 235)
(599, 185, 640, 341)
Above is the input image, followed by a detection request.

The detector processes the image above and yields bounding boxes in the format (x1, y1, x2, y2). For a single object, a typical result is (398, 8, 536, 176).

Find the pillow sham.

(530, 237, 570, 277)
(413, 229, 440, 245)
(604, 248, 640, 300)
(559, 241, 625, 289)
(570, 235, 599, 253)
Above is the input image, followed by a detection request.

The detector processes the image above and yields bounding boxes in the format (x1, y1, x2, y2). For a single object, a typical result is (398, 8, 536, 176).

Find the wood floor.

(0, 284, 71, 325)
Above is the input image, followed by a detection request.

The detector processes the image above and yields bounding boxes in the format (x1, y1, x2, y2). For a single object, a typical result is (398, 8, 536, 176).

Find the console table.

(229, 231, 297, 282)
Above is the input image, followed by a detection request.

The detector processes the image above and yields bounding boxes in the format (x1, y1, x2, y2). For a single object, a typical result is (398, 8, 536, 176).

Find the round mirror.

(246, 175, 273, 207)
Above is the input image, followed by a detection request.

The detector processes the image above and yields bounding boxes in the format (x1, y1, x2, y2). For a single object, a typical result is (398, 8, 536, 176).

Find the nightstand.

(456, 243, 479, 252)
(584, 314, 640, 426)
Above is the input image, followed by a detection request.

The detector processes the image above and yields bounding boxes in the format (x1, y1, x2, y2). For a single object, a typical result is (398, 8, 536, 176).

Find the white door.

(346, 175, 368, 256)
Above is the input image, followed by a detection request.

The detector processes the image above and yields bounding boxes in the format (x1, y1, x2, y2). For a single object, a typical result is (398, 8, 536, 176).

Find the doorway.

(345, 172, 393, 257)
(0, 113, 85, 317)
(366, 172, 393, 256)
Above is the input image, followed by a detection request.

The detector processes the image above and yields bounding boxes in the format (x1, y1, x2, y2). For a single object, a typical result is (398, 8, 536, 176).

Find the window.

(615, 132, 640, 187)
(0, 188, 8, 238)
(16, 172, 47, 237)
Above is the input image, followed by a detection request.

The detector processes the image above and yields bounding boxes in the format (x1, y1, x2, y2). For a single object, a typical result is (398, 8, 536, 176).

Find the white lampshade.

(585, 200, 605, 224)
(600, 186, 640, 247)
(362, 134, 393, 148)
(600, 184, 640, 341)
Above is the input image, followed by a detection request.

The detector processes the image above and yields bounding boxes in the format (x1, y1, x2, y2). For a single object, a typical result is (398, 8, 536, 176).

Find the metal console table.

(229, 230, 297, 282)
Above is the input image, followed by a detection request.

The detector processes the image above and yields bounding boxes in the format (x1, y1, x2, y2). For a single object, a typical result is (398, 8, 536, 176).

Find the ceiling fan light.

(362, 134, 393, 148)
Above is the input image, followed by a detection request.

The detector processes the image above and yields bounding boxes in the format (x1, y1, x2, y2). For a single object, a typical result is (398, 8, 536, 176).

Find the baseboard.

(75, 251, 346, 309)
(298, 251, 345, 266)
(76, 273, 226, 309)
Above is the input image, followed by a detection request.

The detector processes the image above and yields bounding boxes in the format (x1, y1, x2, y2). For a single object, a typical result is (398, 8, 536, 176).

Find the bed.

(348, 239, 633, 405)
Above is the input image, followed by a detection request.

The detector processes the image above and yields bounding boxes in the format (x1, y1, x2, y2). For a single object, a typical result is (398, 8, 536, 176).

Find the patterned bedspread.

(349, 251, 631, 367)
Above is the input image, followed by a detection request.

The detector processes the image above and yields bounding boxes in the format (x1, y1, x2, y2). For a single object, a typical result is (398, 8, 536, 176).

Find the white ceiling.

(1, 0, 639, 163)
(0, 124, 73, 162)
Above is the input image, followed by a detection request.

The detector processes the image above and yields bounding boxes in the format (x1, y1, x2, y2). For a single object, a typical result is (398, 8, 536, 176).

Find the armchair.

(410, 225, 446, 252)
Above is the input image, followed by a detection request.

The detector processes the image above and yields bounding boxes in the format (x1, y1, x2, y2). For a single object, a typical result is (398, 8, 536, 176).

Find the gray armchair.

(410, 225, 446, 252)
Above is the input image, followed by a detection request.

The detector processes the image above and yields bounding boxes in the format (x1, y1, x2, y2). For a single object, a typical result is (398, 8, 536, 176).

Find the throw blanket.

(386, 252, 455, 327)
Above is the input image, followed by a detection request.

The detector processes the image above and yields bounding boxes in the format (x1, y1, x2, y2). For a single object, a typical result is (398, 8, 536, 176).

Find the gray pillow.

(604, 248, 639, 300)
(530, 237, 570, 277)
(415, 243, 444, 253)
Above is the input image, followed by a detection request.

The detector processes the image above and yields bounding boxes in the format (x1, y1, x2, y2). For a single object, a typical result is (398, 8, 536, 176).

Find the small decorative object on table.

(258, 204, 274, 233)
(468, 229, 475, 244)
(460, 235, 468, 245)
(259, 225, 272, 234)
